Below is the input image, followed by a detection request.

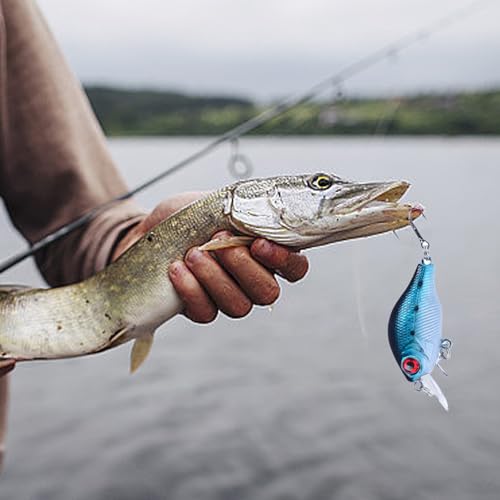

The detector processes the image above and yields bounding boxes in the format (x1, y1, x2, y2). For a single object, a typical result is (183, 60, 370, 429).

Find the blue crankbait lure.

(388, 218, 452, 411)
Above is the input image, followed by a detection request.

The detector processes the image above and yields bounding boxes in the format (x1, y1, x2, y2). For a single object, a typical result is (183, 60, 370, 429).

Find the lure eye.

(308, 174, 333, 191)
(402, 357, 421, 376)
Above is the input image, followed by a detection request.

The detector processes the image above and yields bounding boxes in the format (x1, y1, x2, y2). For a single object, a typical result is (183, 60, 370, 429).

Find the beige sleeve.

(0, 0, 146, 286)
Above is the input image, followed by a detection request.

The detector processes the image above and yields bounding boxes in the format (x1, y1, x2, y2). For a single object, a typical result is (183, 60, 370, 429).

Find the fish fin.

(198, 236, 254, 251)
(130, 332, 155, 374)
(416, 374, 449, 411)
(107, 326, 130, 348)
(96, 326, 131, 353)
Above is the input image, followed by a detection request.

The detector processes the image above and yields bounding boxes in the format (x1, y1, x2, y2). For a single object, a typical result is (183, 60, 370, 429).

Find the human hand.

(0, 360, 15, 378)
(112, 192, 309, 323)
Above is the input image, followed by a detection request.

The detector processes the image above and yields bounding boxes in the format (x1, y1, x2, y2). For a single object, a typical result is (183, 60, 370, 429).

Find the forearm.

(0, 0, 146, 285)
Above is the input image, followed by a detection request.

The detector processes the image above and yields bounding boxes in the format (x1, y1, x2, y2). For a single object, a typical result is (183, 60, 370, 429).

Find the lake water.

(1, 137, 499, 500)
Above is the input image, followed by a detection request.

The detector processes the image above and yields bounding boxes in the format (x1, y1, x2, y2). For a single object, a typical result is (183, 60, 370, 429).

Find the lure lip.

(417, 374, 449, 411)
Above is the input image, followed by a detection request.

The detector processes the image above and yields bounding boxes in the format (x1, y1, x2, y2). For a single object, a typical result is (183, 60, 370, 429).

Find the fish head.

(228, 173, 422, 249)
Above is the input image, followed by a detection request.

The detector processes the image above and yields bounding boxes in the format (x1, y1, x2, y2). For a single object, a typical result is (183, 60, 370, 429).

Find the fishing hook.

(408, 209, 431, 264)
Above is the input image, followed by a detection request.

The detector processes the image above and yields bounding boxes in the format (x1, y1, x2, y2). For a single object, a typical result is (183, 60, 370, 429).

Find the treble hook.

(408, 208, 432, 264)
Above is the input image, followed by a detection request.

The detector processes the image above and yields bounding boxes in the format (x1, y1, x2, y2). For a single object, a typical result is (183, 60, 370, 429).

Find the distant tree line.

(84, 85, 500, 136)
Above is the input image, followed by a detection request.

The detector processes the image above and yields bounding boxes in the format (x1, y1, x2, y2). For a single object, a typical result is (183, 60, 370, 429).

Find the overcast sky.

(37, 0, 500, 100)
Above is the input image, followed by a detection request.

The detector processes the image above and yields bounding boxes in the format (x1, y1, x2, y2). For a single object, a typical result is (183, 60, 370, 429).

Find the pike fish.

(0, 173, 421, 372)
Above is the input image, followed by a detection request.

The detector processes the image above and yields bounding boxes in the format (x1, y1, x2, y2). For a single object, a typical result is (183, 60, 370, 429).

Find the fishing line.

(350, 94, 399, 340)
(350, 67, 407, 339)
(351, 243, 370, 340)
(0, 0, 494, 274)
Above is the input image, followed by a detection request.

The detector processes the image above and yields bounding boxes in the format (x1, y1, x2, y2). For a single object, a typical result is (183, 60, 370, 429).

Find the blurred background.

(1, 1, 500, 499)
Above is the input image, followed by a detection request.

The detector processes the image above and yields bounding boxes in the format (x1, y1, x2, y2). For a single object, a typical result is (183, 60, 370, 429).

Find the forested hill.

(84, 85, 500, 136)
(85, 86, 253, 135)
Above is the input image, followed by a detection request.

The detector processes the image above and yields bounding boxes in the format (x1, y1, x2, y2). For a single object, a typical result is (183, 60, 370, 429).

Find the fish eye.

(308, 174, 334, 191)
(401, 357, 421, 376)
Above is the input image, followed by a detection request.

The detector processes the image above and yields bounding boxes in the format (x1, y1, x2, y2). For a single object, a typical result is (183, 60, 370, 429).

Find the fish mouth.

(356, 180, 423, 221)
(356, 181, 411, 210)
(333, 180, 412, 213)
(312, 180, 423, 246)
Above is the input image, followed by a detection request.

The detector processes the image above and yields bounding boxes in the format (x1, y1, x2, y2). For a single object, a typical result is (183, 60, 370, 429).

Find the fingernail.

(186, 248, 203, 265)
(169, 261, 183, 277)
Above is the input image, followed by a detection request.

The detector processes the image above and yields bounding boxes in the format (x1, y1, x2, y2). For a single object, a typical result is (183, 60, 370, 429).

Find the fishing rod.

(0, 0, 494, 274)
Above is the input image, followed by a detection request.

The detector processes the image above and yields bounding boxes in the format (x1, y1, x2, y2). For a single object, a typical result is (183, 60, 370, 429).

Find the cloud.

(37, 0, 500, 99)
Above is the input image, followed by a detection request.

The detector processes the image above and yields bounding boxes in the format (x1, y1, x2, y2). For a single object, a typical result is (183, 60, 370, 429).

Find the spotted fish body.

(388, 261, 450, 410)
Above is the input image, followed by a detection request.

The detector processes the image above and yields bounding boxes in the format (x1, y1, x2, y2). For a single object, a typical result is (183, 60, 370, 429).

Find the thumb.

(141, 191, 207, 232)
(112, 191, 208, 261)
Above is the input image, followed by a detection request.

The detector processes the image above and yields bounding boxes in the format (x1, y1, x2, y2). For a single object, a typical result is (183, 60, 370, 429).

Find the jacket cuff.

(85, 201, 147, 277)
(36, 200, 147, 286)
